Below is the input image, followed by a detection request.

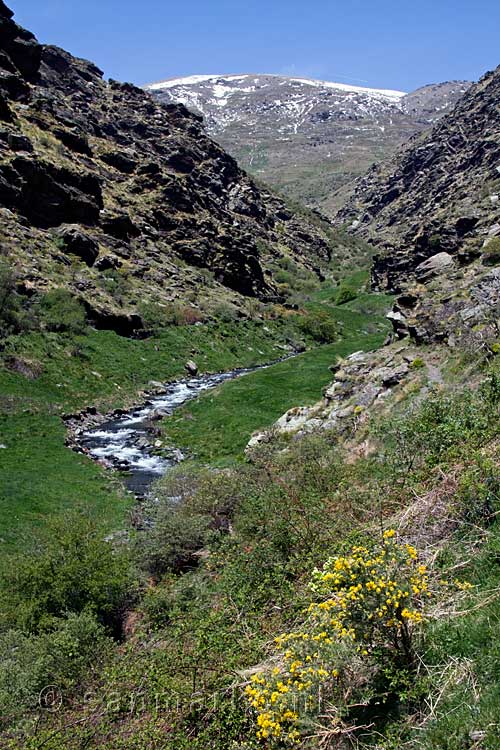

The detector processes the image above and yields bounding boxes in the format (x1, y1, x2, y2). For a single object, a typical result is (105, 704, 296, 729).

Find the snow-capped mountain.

(146, 74, 471, 215)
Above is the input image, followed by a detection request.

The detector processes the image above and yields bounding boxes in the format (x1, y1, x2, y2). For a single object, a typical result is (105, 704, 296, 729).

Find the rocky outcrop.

(335, 65, 500, 348)
(0, 4, 339, 336)
(246, 344, 435, 448)
(55, 225, 99, 266)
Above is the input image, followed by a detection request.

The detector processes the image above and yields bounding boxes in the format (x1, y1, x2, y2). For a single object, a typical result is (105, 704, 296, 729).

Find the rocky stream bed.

(66, 362, 283, 496)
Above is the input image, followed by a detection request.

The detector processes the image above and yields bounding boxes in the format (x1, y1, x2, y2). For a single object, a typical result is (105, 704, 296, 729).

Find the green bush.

(297, 310, 338, 343)
(137, 501, 209, 576)
(37, 288, 87, 334)
(135, 468, 216, 576)
(410, 356, 425, 369)
(0, 260, 34, 338)
(0, 513, 135, 634)
(335, 284, 357, 305)
(245, 534, 437, 746)
(0, 612, 111, 724)
(379, 375, 500, 476)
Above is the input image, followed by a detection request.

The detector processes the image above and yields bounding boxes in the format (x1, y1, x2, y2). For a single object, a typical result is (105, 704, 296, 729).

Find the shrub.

(0, 260, 34, 338)
(410, 356, 425, 369)
(212, 302, 239, 324)
(135, 468, 218, 576)
(137, 501, 209, 576)
(0, 612, 111, 724)
(244, 533, 449, 746)
(297, 310, 338, 343)
(136, 300, 205, 328)
(335, 284, 357, 306)
(378, 380, 500, 477)
(0, 513, 135, 634)
(37, 288, 87, 334)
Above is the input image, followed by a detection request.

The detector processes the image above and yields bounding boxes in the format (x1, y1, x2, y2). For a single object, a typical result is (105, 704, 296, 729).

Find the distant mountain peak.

(145, 72, 407, 102)
(147, 73, 472, 215)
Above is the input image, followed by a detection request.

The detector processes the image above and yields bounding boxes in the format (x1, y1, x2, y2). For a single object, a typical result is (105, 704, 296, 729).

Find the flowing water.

(78, 366, 266, 496)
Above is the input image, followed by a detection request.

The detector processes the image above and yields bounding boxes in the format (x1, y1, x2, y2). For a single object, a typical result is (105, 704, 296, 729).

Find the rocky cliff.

(336, 65, 500, 347)
(148, 74, 470, 216)
(0, 2, 337, 336)
(251, 66, 500, 445)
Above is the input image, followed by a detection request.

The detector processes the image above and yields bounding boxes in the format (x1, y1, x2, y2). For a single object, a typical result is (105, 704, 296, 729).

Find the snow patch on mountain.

(145, 72, 406, 101)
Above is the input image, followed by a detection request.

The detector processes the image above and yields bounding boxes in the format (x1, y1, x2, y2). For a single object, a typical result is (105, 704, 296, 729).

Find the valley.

(0, 270, 390, 550)
(0, 2, 500, 749)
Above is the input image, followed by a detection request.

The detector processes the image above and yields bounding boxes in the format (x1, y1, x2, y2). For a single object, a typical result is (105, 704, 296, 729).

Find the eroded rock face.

(0, 3, 338, 335)
(337, 66, 500, 295)
(0, 155, 103, 227)
(55, 225, 99, 266)
(335, 65, 500, 348)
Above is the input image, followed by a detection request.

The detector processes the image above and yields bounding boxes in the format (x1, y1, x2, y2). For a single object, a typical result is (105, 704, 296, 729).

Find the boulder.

(378, 363, 409, 388)
(386, 308, 409, 339)
(100, 150, 137, 174)
(100, 210, 139, 240)
(185, 360, 198, 375)
(56, 224, 99, 266)
(415, 252, 454, 282)
(84, 304, 145, 338)
(0, 91, 12, 121)
(7, 132, 33, 152)
(53, 128, 92, 156)
(95, 254, 121, 271)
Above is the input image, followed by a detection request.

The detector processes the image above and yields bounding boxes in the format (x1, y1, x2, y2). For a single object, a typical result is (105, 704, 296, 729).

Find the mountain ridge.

(335, 64, 500, 347)
(148, 72, 471, 215)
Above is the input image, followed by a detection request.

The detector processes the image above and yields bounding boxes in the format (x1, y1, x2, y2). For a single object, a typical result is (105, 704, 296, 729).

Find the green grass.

(161, 331, 386, 463)
(1, 319, 302, 412)
(0, 318, 310, 552)
(0, 412, 128, 551)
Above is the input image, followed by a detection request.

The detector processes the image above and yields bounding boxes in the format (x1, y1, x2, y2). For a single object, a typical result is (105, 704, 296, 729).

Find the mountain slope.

(0, 6, 341, 337)
(335, 64, 500, 346)
(147, 73, 471, 215)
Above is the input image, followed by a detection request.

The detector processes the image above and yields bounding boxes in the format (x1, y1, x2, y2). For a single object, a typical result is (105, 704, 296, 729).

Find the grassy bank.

(161, 331, 385, 463)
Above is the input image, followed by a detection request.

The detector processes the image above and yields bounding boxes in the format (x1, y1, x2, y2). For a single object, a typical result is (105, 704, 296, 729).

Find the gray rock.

(378, 363, 409, 387)
(416, 252, 454, 282)
(185, 360, 198, 375)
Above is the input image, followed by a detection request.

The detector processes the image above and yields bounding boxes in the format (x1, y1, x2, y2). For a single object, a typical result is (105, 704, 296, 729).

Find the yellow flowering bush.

(245, 532, 443, 746)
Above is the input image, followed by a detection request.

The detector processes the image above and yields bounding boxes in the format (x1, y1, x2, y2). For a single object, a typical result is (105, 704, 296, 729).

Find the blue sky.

(9, 0, 500, 92)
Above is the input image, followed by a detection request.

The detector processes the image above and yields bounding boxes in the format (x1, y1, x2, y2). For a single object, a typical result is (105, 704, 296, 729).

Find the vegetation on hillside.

(1, 343, 499, 747)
